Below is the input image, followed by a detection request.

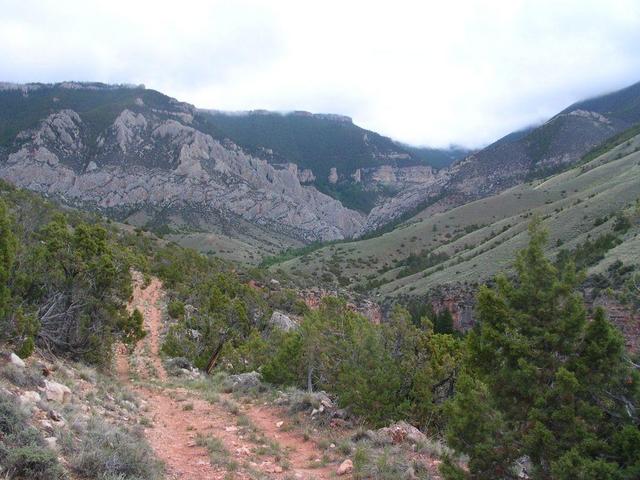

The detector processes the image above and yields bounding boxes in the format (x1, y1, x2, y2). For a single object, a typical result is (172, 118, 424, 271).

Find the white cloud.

(1, 0, 639, 147)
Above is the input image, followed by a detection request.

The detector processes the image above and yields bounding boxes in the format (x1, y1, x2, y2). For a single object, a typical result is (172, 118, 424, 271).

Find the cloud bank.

(1, 0, 639, 147)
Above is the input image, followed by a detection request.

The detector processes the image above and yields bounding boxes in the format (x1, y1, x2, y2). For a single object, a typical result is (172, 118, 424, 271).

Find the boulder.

(317, 392, 333, 409)
(19, 391, 41, 405)
(9, 352, 26, 368)
(337, 459, 353, 476)
(48, 409, 63, 421)
(40, 420, 55, 434)
(375, 421, 426, 445)
(43, 380, 72, 404)
(166, 357, 201, 379)
(228, 371, 262, 390)
(514, 456, 533, 479)
(269, 311, 298, 332)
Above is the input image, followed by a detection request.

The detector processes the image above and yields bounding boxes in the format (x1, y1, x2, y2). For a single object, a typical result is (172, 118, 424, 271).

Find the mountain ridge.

(1, 79, 640, 261)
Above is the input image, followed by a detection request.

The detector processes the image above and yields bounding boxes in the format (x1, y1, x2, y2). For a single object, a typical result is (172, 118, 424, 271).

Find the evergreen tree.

(445, 218, 640, 479)
(435, 309, 455, 334)
(0, 200, 16, 322)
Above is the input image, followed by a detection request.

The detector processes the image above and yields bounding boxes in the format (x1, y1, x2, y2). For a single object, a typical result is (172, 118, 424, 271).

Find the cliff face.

(0, 85, 364, 246)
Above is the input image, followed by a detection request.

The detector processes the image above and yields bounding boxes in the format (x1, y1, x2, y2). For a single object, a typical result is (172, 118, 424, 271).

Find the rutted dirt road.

(116, 272, 335, 480)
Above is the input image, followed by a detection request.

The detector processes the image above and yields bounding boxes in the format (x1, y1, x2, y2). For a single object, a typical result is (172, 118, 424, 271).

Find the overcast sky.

(1, 0, 640, 148)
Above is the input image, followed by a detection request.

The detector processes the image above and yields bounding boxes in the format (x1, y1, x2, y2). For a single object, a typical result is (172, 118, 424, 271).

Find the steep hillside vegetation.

(0, 82, 463, 261)
(277, 131, 640, 302)
(399, 143, 472, 169)
(2, 80, 640, 258)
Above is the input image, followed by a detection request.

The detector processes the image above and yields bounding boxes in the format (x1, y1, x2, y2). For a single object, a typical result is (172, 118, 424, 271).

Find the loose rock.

(337, 459, 353, 476)
(44, 380, 72, 404)
(9, 352, 25, 368)
(19, 391, 41, 405)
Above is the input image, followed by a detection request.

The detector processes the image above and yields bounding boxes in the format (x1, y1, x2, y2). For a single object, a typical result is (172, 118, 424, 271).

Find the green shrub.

(0, 364, 44, 389)
(167, 299, 185, 319)
(0, 392, 64, 479)
(69, 417, 162, 480)
(613, 213, 632, 233)
(120, 309, 146, 347)
(262, 331, 304, 387)
(4, 445, 64, 480)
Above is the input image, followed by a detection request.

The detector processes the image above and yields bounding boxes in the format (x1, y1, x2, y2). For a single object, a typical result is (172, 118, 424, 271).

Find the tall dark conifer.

(445, 218, 640, 479)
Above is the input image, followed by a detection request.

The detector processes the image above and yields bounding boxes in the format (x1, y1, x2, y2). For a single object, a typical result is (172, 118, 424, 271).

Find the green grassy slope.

(275, 133, 640, 297)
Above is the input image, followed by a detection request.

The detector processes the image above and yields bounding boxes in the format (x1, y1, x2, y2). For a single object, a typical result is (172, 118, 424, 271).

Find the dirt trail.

(116, 272, 335, 480)
(127, 271, 167, 381)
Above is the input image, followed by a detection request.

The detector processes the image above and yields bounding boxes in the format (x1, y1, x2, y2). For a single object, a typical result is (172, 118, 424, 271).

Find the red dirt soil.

(116, 272, 336, 480)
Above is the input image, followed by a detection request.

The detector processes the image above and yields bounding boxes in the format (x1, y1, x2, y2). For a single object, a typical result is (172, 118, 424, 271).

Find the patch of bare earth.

(116, 273, 335, 479)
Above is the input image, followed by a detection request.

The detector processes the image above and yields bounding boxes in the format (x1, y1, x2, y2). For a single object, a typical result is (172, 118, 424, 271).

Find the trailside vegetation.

(443, 218, 640, 479)
(0, 182, 137, 364)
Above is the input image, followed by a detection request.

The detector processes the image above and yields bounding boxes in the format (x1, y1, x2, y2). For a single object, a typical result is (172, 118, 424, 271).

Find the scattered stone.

(276, 421, 284, 428)
(19, 391, 41, 405)
(44, 380, 72, 404)
(225, 426, 238, 432)
(85, 161, 98, 172)
(165, 357, 200, 379)
(514, 455, 533, 479)
(317, 392, 333, 409)
(44, 437, 58, 450)
(48, 409, 63, 421)
(337, 459, 353, 476)
(332, 408, 349, 420)
(236, 446, 251, 456)
(40, 420, 54, 434)
(9, 352, 26, 368)
(375, 421, 426, 445)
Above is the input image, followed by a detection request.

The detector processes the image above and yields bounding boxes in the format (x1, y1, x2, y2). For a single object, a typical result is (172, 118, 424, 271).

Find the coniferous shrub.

(444, 218, 640, 479)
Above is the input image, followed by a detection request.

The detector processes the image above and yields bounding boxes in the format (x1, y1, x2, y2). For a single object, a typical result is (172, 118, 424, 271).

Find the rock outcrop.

(9, 352, 26, 368)
(269, 311, 298, 331)
(0, 103, 364, 245)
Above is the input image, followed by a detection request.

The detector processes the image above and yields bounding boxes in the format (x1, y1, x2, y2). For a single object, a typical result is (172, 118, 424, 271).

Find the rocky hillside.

(0, 82, 469, 258)
(1, 80, 639, 256)
(364, 80, 640, 231)
(0, 82, 364, 252)
(277, 130, 640, 347)
(200, 109, 469, 212)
